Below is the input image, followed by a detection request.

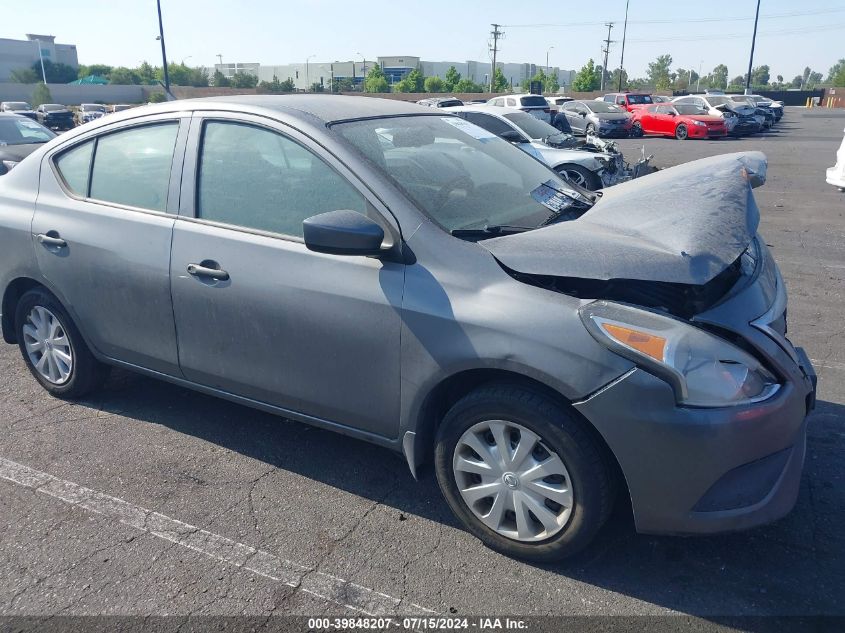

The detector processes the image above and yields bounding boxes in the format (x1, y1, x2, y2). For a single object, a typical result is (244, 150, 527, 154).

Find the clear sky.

(4, 0, 843, 81)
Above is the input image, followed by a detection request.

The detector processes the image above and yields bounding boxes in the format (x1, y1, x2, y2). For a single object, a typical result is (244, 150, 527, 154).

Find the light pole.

(617, 0, 630, 91)
(745, 0, 761, 95)
(156, 0, 170, 92)
(34, 39, 47, 83)
(697, 60, 703, 92)
(546, 46, 554, 74)
(306, 54, 316, 91)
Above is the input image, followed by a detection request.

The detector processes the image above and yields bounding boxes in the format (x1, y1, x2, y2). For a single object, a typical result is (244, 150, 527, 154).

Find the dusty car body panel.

(481, 152, 766, 285)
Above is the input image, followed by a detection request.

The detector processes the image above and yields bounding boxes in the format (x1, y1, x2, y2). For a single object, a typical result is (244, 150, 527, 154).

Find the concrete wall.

(0, 83, 145, 105)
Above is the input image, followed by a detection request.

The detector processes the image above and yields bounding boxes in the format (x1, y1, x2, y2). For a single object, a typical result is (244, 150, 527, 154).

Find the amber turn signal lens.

(601, 323, 667, 361)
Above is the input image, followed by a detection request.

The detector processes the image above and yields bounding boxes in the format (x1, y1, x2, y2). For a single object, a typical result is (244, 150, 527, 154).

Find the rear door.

(168, 112, 404, 437)
(32, 113, 188, 374)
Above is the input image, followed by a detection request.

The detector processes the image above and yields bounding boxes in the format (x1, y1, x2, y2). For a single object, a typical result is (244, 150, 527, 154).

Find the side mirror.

(579, 111, 587, 117)
(499, 130, 525, 143)
(667, 111, 676, 117)
(303, 209, 386, 256)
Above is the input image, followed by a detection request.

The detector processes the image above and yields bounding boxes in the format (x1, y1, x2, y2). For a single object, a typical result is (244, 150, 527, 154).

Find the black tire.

(675, 123, 688, 140)
(14, 288, 108, 399)
(434, 384, 616, 562)
(555, 164, 602, 191)
(631, 121, 643, 137)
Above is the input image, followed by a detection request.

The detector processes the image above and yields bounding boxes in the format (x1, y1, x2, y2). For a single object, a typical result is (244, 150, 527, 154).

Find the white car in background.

(827, 128, 845, 191)
(445, 104, 646, 190)
(486, 93, 552, 122)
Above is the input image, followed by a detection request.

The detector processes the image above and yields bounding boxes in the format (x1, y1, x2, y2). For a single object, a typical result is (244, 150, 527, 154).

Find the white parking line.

(810, 358, 845, 372)
(0, 456, 436, 617)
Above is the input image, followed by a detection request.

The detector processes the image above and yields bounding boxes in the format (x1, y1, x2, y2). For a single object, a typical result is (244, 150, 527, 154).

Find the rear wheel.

(631, 121, 643, 137)
(434, 384, 615, 561)
(675, 123, 689, 140)
(555, 164, 601, 191)
(15, 289, 108, 398)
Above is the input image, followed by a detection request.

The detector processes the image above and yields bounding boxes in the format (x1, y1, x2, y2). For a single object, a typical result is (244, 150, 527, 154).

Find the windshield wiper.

(450, 224, 533, 239)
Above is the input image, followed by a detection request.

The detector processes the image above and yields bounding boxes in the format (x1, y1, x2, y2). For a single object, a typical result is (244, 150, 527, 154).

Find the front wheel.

(554, 164, 601, 191)
(675, 123, 688, 140)
(15, 288, 108, 398)
(434, 385, 616, 561)
(630, 121, 643, 137)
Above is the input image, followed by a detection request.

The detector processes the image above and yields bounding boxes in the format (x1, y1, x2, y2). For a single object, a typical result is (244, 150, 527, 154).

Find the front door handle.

(36, 233, 67, 248)
(187, 262, 229, 281)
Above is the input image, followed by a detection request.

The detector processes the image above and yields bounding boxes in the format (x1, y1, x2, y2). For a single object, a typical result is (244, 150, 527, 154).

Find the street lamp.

(546, 46, 554, 73)
(306, 54, 316, 91)
(34, 39, 47, 83)
(181, 55, 192, 66)
(155, 0, 170, 92)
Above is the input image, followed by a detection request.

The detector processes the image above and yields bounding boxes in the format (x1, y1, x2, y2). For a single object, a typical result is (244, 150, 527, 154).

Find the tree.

(424, 76, 445, 92)
(610, 68, 628, 91)
(522, 68, 546, 92)
(137, 62, 157, 84)
(364, 64, 390, 93)
(647, 54, 673, 90)
(750, 65, 770, 87)
(78, 64, 113, 79)
(444, 66, 461, 91)
(710, 64, 728, 90)
(806, 71, 823, 89)
(828, 59, 845, 87)
(212, 70, 230, 87)
(334, 77, 354, 93)
(395, 68, 424, 93)
(257, 75, 296, 93)
(10, 67, 40, 83)
(230, 72, 258, 89)
(572, 59, 600, 92)
(109, 67, 142, 85)
(492, 67, 509, 92)
(31, 82, 52, 107)
(790, 75, 803, 88)
(148, 92, 167, 103)
(454, 78, 484, 93)
(545, 72, 560, 94)
(728, 75, 746, 91)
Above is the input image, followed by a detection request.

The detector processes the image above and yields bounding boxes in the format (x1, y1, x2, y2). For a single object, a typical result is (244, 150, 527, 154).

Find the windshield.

(707, 96, 732, 106)
(586, 101, 624, 113)
(0, 117, 56, 145)
(626, 94, 652, 104)
(333, 115, 591, 234)
(502, 112, 574, 144)
(113, 105, 133, 111)
(43, 104, 65, 111)
(5, 102, 31, 111)
(82, 104, 106, 112)
(675, 104, 708, 115)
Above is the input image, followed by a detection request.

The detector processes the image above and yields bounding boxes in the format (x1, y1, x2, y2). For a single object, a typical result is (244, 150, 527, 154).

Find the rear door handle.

(187, 263, 229, 281)
(36, 233, 67, 248)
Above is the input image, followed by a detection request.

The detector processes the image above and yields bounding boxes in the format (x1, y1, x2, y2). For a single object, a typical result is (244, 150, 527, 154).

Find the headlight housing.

(692, 120, 707, 127)
(580, 301, 780, 407)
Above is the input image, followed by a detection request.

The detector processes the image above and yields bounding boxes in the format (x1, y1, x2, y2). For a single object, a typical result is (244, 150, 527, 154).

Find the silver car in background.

(0, 96, 816, 562)
(487, 93, 552, 122)
(558, 100, 632, 138)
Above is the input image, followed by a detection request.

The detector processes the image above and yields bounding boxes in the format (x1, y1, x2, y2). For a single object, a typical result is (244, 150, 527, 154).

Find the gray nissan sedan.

(0, 96, 816, 561)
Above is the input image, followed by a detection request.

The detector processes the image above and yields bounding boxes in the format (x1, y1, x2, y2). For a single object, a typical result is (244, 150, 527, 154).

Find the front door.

(32, 114, 187, 374)
(169, 114, 404, 437)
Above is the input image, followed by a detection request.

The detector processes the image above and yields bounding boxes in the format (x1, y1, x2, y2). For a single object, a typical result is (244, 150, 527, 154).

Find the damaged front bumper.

(595, 141, 653, 187)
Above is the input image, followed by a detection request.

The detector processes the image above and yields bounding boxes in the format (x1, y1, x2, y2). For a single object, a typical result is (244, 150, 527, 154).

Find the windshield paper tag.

(440, 117, 497, 140)
(531, 180, 576, 213)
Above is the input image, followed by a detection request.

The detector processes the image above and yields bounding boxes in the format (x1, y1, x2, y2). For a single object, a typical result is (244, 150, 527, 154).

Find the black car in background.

(35, 103, 75, 131)
(0, 102, 37, 120)
(0, 113, 56, 175)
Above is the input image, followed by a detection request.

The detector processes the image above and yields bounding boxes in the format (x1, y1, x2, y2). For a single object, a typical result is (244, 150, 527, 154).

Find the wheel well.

(413, 369, 627, 498)
(2, 278, 45, 344)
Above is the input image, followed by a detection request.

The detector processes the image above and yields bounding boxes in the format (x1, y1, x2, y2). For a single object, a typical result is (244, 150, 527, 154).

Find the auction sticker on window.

(440, 117, 497, 140)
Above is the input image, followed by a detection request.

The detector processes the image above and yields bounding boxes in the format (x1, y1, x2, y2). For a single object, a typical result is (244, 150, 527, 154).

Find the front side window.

(334, 116, 591, 234)
(89, 122, 179, 212)
(197, 121, 366, 238)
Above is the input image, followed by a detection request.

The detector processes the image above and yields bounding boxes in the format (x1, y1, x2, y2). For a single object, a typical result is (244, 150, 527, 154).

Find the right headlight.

(580, 301, 779, 407)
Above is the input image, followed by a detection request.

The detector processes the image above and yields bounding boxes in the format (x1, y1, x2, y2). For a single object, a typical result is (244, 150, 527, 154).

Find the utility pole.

(745, 0, 761, 95)
(617, 0, 629, 91)
(156, 0, 170, 93)
(600, 23, 614, 92)
(34, 39, 47, 83)
(489, 24, 503, 92)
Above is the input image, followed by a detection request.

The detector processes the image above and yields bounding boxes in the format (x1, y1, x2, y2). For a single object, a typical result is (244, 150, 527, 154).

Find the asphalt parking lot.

(1, 107, 843, 626)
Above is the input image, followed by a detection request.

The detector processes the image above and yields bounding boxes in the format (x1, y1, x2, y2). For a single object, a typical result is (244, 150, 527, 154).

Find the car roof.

(444, 104, 515, 118)
(86, 95, 434, 126)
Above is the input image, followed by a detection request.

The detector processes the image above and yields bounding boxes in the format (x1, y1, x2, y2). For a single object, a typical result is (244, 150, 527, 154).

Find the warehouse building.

(0, 34, 79, 83)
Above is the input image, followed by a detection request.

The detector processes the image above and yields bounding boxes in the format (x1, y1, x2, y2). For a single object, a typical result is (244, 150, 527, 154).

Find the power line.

(626, 22, 845, 43)
(501, 6, 845, 28)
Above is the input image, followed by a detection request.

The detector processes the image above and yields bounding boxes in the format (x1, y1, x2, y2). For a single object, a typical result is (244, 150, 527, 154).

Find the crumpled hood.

(481, 152, 766, 285)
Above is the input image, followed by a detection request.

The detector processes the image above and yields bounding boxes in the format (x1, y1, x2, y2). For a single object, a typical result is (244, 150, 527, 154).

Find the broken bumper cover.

(574, 349, 816, 535)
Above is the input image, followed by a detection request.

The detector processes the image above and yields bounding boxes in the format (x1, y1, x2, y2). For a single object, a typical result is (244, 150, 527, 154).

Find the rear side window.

(506, 98, 516, 106)
(89, 123, 179, 212)
(54, 140, 94, 196)
(197, 121, 366, 238)
(461, 112, 514, 137)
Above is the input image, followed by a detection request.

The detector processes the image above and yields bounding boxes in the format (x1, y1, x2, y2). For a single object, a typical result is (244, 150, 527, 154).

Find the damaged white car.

(826, 127, 845, 191)
(445, 105, 650, 191)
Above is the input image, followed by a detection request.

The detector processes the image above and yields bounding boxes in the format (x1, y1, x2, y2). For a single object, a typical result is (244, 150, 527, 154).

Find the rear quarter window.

(54, 140, 94, 196)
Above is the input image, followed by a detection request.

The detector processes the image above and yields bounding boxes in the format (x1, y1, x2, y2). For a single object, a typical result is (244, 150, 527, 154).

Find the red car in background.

(600, 92, 654, 112)
(631, 103, 728, 140)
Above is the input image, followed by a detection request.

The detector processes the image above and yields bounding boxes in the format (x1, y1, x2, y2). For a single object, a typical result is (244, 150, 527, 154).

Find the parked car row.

(0, 95, 816, 562)
(0, 102, 137, 131)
